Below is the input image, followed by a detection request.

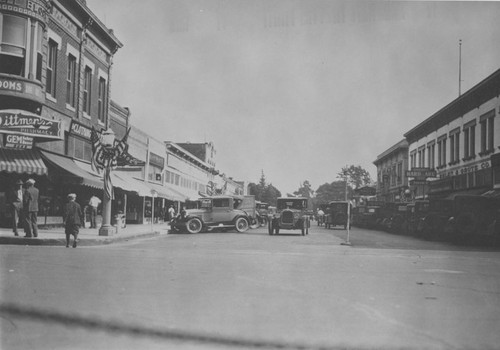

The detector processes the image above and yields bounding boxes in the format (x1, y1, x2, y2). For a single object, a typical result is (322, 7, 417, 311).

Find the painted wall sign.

(3, 134, 33, 149)
(0, 109, 62, 139)
(149, 152, 165, 168)
(438, 160, 491, 178)
(406, 168, 437, 178)
(0, 0, 49, 22)
(0, 77, 44, 102)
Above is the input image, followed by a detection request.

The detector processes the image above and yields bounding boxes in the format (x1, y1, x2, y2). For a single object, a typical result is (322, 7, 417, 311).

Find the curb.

(0, 231, 162, 246)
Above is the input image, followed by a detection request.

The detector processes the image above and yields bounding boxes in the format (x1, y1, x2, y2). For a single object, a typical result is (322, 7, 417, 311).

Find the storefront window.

(0, 14, 27, 76)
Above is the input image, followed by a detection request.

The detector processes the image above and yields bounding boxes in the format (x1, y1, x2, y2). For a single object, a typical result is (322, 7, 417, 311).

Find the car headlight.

(294, 212, 300, 219)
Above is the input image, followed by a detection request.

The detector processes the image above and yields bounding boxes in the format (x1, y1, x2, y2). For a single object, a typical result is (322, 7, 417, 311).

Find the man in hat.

(63, 193, 84, 248)
(8, 180, 24, 236)
(23, 178, 39, 238)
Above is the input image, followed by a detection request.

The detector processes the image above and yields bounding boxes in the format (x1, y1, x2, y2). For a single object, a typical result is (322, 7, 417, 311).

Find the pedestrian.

(23, 178, 39, 238)
(8, 179, 24, 236)
(63, 193, 84, 248)
(168, 204, 176, 222)
(88, 195, 101, 228)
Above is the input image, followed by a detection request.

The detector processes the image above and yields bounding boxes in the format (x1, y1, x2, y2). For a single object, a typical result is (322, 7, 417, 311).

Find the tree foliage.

(293, 180, 314, 198)
(315, 181, 353, 204)
(337, 165, 372, 189)
(248, 170, 281, 205)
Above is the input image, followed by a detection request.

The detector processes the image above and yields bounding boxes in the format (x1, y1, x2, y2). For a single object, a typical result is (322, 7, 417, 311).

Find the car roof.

(277, 197, 307, 200)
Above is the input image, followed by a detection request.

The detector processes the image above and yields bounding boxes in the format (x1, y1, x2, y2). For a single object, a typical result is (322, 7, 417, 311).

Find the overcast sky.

(86, 0, 500, 195)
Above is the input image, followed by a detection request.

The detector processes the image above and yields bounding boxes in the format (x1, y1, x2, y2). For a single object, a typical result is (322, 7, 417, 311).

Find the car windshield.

(277, 200, 305, 210)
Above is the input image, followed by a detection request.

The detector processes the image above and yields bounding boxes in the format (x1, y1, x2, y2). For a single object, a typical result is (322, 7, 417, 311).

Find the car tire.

(235, 217, 249, 233)
(186, 217, 203, 234)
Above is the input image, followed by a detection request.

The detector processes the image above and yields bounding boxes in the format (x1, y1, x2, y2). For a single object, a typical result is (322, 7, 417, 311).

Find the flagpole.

(459, 39, 462, 96)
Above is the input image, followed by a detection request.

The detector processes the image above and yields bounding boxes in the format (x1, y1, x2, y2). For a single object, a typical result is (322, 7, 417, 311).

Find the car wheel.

(186, 217, 202, 234)
(235, 217, 249, 232)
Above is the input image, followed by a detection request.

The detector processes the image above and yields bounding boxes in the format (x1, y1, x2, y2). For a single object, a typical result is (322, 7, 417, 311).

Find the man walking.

(23, 178, 39, 238)
(88, 195, 101, 228)
(8, 179, 24, 236)
(63, 193, 84, 248)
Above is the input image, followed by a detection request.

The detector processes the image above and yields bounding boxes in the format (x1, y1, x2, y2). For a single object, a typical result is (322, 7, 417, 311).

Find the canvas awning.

(112, 171, 154, 197)
(146, 182, 187, 201)
(40, 150, 103, 189)
(0, 148, 48, 175)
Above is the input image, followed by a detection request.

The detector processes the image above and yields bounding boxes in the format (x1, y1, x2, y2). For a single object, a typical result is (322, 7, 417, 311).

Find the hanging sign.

(3, 134, 34, 149)
(0, 109, 62, 139)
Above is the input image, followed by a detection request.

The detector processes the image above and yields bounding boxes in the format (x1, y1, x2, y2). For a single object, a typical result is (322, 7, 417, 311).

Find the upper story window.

(46, 39, 58, 97)
(98, 77, 106, 124)
(427, 141, 435, 169)
(437, 135, 447, 168)
(449, 128, 460, 165)
(410, 150, 417, 169)
(463, 120, 476, 160)
(418, 146, 425, 168)
(66, 54, 77, 108)
(0, 14, 27, 76)
(83, 66, 92, 115)
(35, 23, 43, 81)
(480, 110, 495, 156)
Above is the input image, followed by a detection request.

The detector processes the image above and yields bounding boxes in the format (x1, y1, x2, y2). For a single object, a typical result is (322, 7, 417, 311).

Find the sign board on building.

(406, 168, 437, 178)
(410, 180, 428, 186)
(69, 120, 97, 140)
(149, 152, 165, 168)
(0, 110, 62, 139)
(3, 134, 33, 149)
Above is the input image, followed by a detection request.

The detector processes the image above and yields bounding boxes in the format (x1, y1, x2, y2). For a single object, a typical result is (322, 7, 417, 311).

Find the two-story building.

(404, 68, 500, 199)
(373, 139, 409, 202)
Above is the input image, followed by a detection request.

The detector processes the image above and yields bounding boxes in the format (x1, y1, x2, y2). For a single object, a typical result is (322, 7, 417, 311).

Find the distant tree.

(315, 181, 353, 204)
(293, 180, 314, 198)
(248, 171, 281, 205)
(337, 165, 372, 190)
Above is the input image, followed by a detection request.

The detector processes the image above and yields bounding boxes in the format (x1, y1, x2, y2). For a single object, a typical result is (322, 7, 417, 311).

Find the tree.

(337, 165, 372, 190)
(248, 171, 281, 205)
(315, 181, 352, 204)
(293, 180, 314, 198)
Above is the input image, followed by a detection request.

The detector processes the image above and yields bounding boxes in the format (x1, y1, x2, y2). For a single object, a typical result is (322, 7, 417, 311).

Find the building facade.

(404, 69, 500, 199)
(373, 139, 409, 202)
(0, 0, 122, 226)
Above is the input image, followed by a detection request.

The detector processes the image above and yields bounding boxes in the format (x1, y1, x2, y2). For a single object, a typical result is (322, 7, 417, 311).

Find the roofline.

(373, 139, 408, 165)
(404, 68, 500, 143)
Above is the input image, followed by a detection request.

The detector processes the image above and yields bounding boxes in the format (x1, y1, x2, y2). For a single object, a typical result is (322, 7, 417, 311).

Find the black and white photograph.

(1, 0, 500, 349)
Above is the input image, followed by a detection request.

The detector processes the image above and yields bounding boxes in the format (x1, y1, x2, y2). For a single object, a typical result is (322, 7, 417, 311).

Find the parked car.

(268, 197, 312, 236)
(419, 198, 453, 240)
(324, 201, 352, 229)
(171, 195, 253, 233)
(255, 201, 270, 227)
(406, 200, 429, 236)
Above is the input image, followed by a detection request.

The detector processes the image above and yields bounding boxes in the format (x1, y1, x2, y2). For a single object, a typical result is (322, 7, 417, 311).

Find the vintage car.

(406, 200, 429, 236)
(355, 200, 385, 229)
(324, 201, 351, 229)
(268, 197, 312, 236)
(419, 198, 453, 240)
(171, 195, 254, 233)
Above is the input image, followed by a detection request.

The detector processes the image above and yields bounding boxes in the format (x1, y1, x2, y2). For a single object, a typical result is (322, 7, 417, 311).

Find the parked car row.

(352, 195, 500, 246)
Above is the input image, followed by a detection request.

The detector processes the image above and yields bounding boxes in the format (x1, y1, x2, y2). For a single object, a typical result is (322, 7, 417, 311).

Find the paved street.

(1, 223, 500, 350)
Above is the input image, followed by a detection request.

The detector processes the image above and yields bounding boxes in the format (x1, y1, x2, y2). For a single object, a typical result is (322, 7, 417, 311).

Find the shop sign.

(0, 109, 62, 139)
(70, 120, 93, 140)
(3, 134, 33, 149)
(0, 77, 44, 101)
(0, 0, 49, 22)
(149, 152, 165, 168)
(410, 180, 427, 186)
(406, 168, 437, 178)
(439, 160, 491, 178)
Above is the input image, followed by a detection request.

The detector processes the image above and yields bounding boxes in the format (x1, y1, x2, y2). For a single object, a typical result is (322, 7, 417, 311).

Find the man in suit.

(23, 178, 39, 238)
(8, 179, 24, 236)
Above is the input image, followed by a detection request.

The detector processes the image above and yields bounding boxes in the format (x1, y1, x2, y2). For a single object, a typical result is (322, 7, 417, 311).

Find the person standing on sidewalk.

(168, 205, 176, 222)
(8, 179, 24, 236)
(63, 193, 84, 248)
(23, 179, 39, 238)
(88, 195, 101, 228)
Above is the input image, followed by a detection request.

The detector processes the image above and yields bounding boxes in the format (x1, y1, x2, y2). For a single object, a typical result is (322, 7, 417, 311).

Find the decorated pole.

(91, 126, 130, 236)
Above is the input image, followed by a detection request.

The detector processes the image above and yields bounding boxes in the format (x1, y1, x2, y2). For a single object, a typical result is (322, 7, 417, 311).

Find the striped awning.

(0, 148, 48, 175)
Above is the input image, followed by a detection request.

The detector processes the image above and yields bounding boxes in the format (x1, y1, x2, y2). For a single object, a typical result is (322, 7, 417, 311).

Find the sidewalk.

(0, 223, 171, 247)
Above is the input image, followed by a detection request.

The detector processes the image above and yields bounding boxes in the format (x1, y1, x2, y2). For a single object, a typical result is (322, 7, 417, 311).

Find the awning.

(112, 171, 153, 197)
(0, 148, 48, 175)
(146, 182, 187, 201)
(40, 150, 103, 189)
(444, 188, 488, 200)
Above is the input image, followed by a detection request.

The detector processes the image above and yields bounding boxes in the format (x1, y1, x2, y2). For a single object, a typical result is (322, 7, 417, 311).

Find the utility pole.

(459, 39, 462, 96)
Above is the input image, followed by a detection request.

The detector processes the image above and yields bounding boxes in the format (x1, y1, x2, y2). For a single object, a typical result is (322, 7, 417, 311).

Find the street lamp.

(98, 128, 116, 237)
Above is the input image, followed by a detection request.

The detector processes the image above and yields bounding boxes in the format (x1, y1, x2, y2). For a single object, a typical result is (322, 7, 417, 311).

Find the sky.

(86, 0, 500, 195)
